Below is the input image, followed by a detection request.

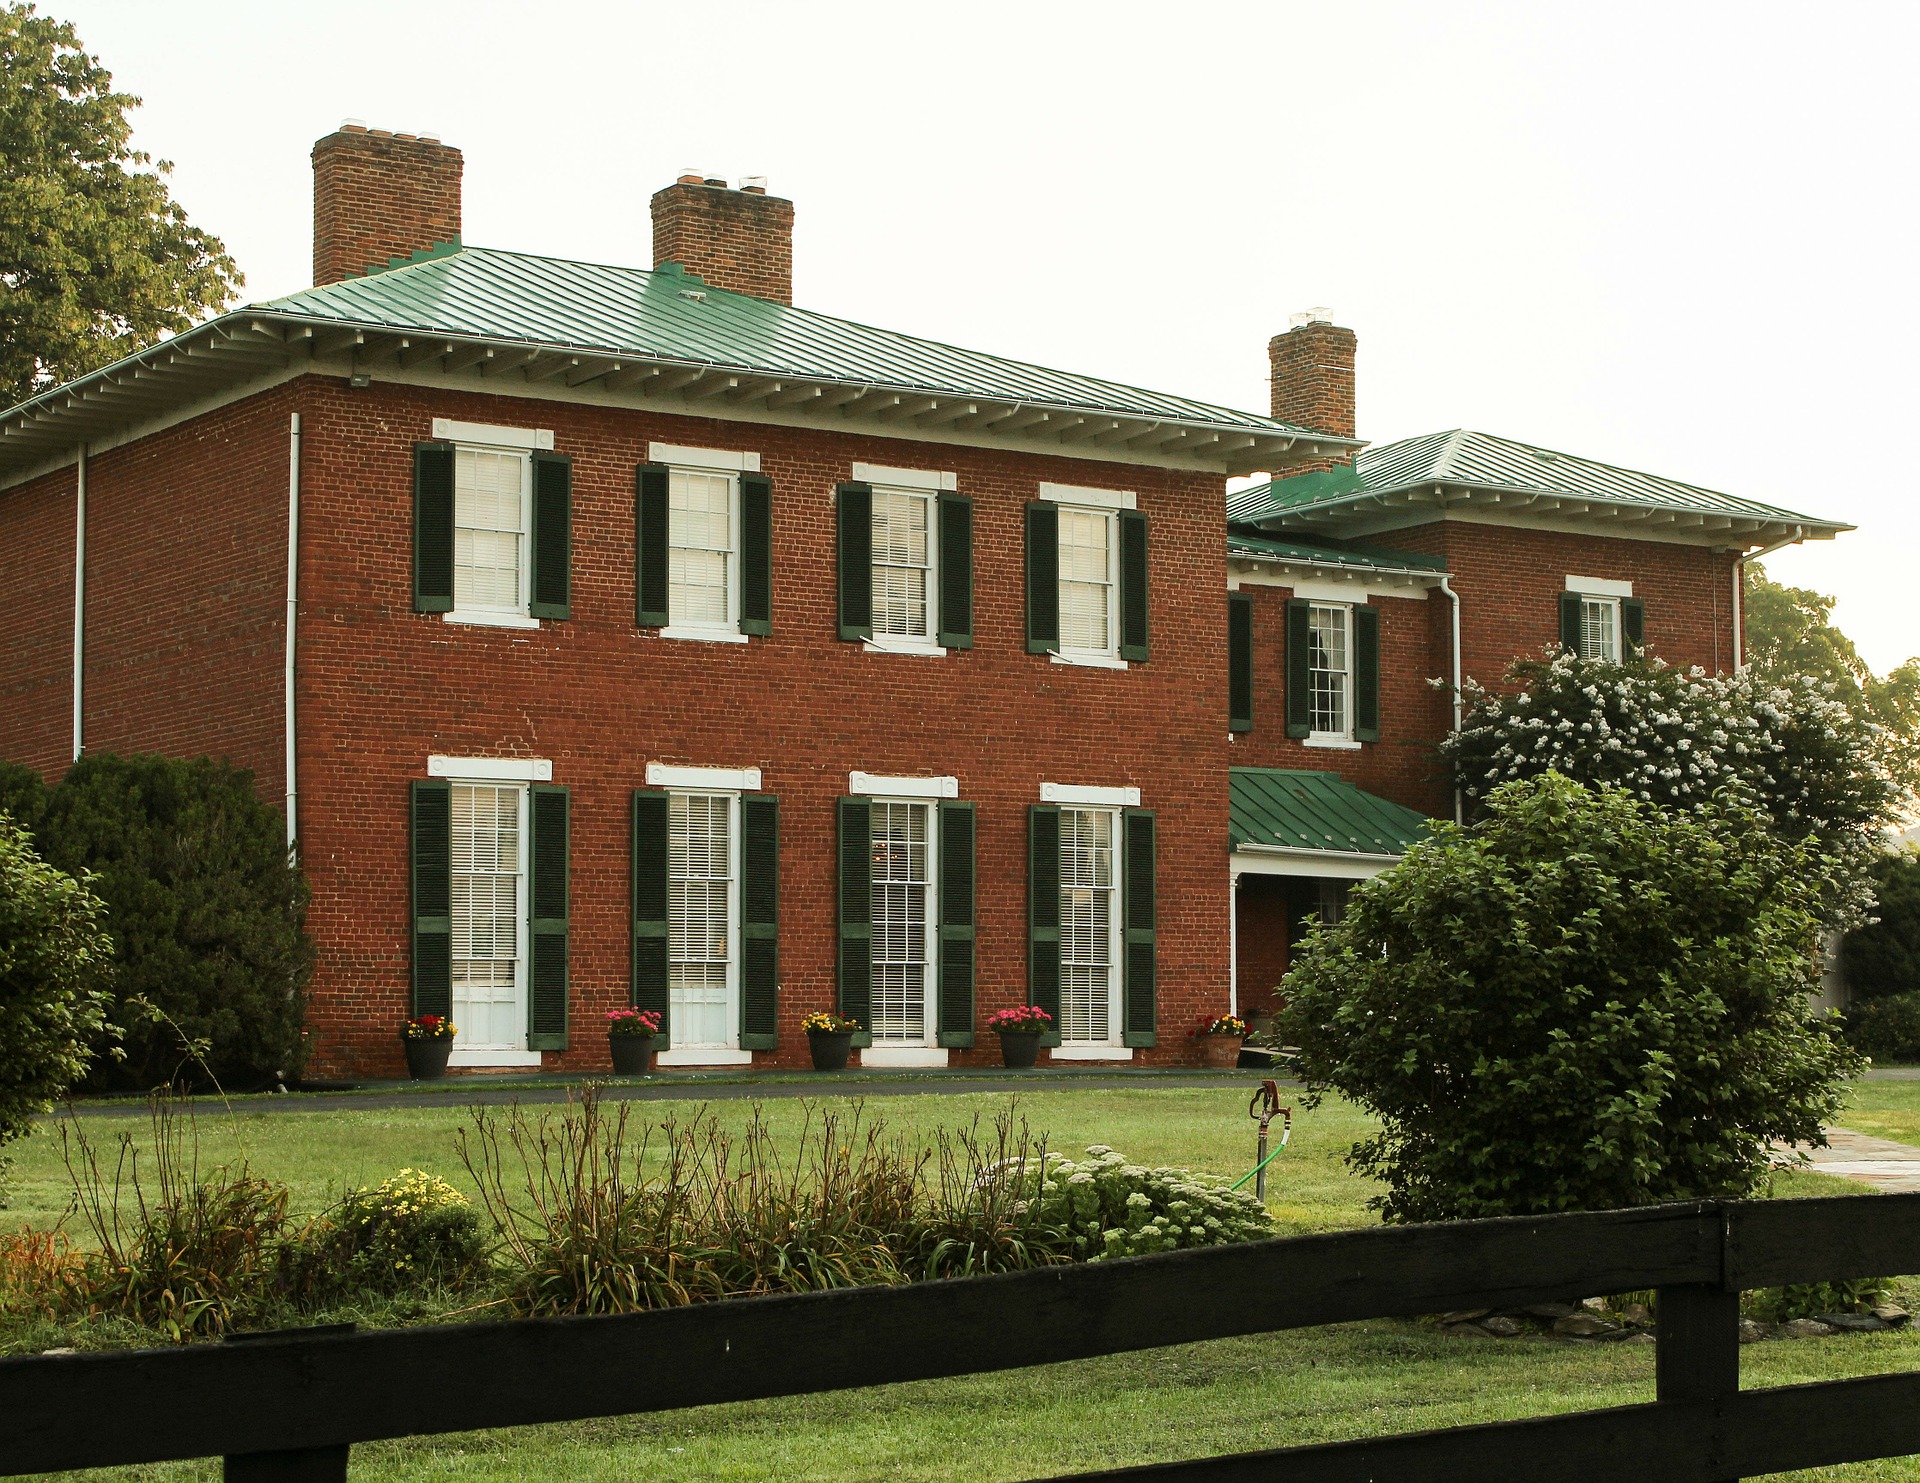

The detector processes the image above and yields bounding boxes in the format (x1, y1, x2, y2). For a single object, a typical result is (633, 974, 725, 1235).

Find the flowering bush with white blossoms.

(1441, 651, 1896, 929)
(1029, 1145, 1273, 1259)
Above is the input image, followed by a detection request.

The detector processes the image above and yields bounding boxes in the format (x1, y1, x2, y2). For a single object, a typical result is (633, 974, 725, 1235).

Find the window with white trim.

(454, 447, 530, 616)
(450, 783, 526, 1048)
(1058, 506, 1117, 656)
(869, 800, 934, 1043)
(1059, 807, 1122, 1044)
(669, 792, 736, 1047)
(1308, 603, 1352, 739)
(871, 486, 935, 640)
(1579, 597, 1622, 662)
(669, 469, 738, 628)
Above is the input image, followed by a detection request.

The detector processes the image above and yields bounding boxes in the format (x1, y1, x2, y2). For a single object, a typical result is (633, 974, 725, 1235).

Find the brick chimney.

(651, 171, 794, 304)
(1268, 310, 1357, 440)
(311, 124, 463, 287)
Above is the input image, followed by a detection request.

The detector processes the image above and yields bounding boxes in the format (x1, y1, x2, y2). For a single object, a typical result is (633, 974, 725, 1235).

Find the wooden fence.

(5, 1192, 1920, 1482)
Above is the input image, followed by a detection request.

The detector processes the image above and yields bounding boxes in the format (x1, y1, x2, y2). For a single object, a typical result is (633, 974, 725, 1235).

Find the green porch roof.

(1226, 529, 1448, 577)
(1230, 767, 1432, 857)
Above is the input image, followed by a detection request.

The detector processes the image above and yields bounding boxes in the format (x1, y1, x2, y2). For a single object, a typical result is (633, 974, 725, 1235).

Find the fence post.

(1656, 1281, 1741, 1483)
(223, 1444, 350, 1481)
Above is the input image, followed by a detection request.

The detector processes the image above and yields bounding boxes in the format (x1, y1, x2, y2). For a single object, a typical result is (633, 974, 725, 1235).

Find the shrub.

(1747, 1278, 1892, 1324)
(32, 753, 313, 1092)
(1840, 990, 1920, 1064)
(1029, 1146, 1273, 1258)
(0, 762, 49, 837)
(1279, 773, 1863, 1222)
(1845, 849, 1920, 1001)
(291, 1169, 486, 1303)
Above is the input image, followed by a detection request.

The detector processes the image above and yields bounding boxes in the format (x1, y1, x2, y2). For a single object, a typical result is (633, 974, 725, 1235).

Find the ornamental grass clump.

(1030, 1146, 1273, 1258)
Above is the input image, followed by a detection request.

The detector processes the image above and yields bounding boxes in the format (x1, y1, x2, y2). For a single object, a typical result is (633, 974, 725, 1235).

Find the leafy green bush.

(1845, 849, 1920, 1001)
(1747, 1278, 1891, 1324)
(293, 1169, 486, 1302)
(1030, 1146, 1273, 1258)
(32, 754, 312, 1092)
(0, 763, 49, 838)
(1841, 990, 1920, 1064)
(1279, 773, 1863, 1222)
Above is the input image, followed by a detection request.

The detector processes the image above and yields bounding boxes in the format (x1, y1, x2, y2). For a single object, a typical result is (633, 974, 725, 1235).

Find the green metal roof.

(1226, 529, 1448, 577)
(1230, 767, 1432, 857)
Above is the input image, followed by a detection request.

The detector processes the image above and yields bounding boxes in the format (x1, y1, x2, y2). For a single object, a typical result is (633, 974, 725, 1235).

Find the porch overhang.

(1228, 767, 1432, 879)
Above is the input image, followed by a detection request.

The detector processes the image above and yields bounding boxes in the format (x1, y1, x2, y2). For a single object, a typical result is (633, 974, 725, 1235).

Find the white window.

(1058, 506, 1118, 656)
(453, 447, 530, 617)
(668, 468, 738, 630)
(669, 792, 736, 1048)
(450, 783, 527, 1050)
(1059, 807, 1122, 1045)
(1308, 603, 1352, 739)
(871, 487, 935, 641)
(1579, 597, 1621, 662)
(869, 800, 934, 1043)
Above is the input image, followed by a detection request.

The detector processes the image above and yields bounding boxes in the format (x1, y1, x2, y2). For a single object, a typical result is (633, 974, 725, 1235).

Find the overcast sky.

(54, 0, 1918, 672)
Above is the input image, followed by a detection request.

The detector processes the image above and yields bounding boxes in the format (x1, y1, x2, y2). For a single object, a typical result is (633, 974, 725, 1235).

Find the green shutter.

(1353, 604, 1381, 744)
(1118, 509, 1149, 662)
(739, 793, 779, 1050)
(936, 494, 974, 649)
(529, 451, 572, 620)
(635, 464, 670, 627)
(1122, 809, 1157, 1048)
(1228, 593, 1254, 733)
(528, 784, 570, 1050)
(1559, 591, 1584, 654)
(837, 797, 874, 1046)
(410, 779, 452, 1019)
(1025, 501, 1060, 654)
(1285, 598, 1312, 738)
(412, 442, 455, 613)
(1622, 597, 1646, 653)
(1028, 804, 1062, 1047)
(740, 472, 773, 636)
(836, 482, 874, 641)
(631, 789, 671, 1047)
(936, 800, 976, 1048)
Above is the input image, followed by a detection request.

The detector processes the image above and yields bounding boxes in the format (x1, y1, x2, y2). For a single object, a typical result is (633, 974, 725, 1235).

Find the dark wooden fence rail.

(4, 1193, 1919, 1482)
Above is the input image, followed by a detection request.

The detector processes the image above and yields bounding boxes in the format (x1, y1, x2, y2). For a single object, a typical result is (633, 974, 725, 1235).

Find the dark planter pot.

(997, 1030, 1042, 1069)
(403, 1037, 453, 1081)
(609, 1035, 655, 1075)
(808, 1031, 854, 1071)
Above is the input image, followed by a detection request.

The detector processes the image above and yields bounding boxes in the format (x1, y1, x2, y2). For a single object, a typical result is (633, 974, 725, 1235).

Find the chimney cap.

(338, 117, 368, 132)
(1290, 306, 1337, 328)
(740, 175, 769, 194)
(677, 165, 703, 183)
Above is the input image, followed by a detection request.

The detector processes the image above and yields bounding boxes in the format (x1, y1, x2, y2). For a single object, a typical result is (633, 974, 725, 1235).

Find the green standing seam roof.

(1230, 768, 1432, 857)
(1226, 530, 1448, 576)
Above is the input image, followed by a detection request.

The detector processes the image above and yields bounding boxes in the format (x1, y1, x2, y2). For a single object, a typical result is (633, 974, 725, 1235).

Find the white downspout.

(1732, 529, 1804, 672)
(71, 446, 86, 762)
(1228, 867, 1240, 1017)
(1438, 575, 1463, 824)
(284, 413, 301, 853)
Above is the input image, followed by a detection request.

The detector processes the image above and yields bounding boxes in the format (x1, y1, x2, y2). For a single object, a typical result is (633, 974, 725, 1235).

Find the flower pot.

(609, 1035, 655, 1075)
(1200, 1034, 1244, 1069)
(808, 1031, 854, 1071)
(997, 1030, 1042, 1069)
(403, 1036, 453, 1080)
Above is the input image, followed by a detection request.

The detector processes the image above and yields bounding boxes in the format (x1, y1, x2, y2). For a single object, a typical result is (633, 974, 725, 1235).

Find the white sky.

(52, 0, 1919, 672)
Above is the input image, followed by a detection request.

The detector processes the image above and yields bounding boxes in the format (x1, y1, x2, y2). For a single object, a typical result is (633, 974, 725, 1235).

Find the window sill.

(1303, 735, 1363, 750)
(655, 1047, 755, 1066)
(659, 626, 750, 645)
(448, 1048, 543, 1067)
(863, 638, 948, 658)
(1050, 651, 1129, 672)
(860, 1046, 950, 1068)
(443, 610, 541, 631)
(1049, 1044, 1135, 1061)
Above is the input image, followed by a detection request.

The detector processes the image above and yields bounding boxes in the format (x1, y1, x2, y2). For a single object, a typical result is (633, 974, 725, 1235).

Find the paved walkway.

(1791, 1128, 1920, 1193)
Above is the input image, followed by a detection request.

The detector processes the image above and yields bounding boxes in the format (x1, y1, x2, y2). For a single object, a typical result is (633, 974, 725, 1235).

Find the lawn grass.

(10, 1081, 1920, 1481)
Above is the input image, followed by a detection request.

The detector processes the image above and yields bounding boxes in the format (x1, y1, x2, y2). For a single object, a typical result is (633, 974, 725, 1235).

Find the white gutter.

(70, 445, 85, 762)
(1438, 575, 1463, 824)
(1228, 874, 1240, 1017)
(1732, 529, 1804, 670)
(284, 413, 301, 852)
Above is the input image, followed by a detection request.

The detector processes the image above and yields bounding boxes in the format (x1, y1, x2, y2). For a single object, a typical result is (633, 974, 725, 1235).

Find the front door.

(450, 782, 528, 1050)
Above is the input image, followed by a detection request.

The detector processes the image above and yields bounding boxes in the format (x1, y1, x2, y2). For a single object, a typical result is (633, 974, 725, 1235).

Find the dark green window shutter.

(528, 451, 571, 620)
(1228, 593, 1254, 733)
(740, 793, 779, 1050)
(1559, 591, 1584, 654)
(412, 442, 455, 613)
(1122, 809, 1157, 1048)
(1118, 509, 1149, 662)
(836, 482, 873, 641)
(528, 784, 570, 1050)
(837, 797, 874, 1046)
(936, 801, 976, 1048)
(1622, 597, 1646, 653)
(635, 464, 670, 627)
(1025, 501, 1060, 654)
(936, 494, 974, 649)
(631, 789, 671, 1047)
(410, 779, 452, 1020)
(1028, 804, 1061, 1047)
(1285, 598, 1312, 738)
(1353, 604, 1381, 744)
(740, 472, 773, 636)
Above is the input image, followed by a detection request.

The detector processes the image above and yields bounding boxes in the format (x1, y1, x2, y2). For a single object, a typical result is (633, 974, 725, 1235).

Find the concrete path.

(1792, 1128, 1920, 1193)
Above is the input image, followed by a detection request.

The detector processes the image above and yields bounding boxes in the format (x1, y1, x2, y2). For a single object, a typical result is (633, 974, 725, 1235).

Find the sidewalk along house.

(0, 127, 1357, 1076)
(1217, 331, 1853, 1018)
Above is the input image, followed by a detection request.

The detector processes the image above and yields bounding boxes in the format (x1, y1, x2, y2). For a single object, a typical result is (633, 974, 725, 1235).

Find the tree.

(0, 809, 112, 1151)
(1844, 849, 1920, 1001)
(0, 759, 49, 836)
(34, 753, 312, 1091)
(0, 4, 240, 408)
(1277, 774, 1862, 1222)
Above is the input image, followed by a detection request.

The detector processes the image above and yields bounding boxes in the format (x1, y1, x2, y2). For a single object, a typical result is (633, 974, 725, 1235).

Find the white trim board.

(1050, 1045, 1135, 1061)
(448, 1049, 544, 1068)
(850, 771, 959, 799)
(1231, 847, 1401, 880)
(1040, 782, 1141, 807)
(646, 763, 763, 791)
(860, 1047, 951, 1068)
(655, 1047, 755, 1066)
(853, 462, 956, 491)
(1039, 482, 1136, 510)
(1229, 569, 1435, 602)
(1565, 574, 1634, 597)
(428, 755, 554, 782)
(432, 417, 553, 451)
(650, 442, 761, 472)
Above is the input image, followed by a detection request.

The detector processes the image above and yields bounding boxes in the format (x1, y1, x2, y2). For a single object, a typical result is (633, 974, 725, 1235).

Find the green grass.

(11, 1082, 1920, 1481)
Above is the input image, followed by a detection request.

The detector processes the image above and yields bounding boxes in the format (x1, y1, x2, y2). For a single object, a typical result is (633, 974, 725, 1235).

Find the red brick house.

(0, 128, 1850, 1076)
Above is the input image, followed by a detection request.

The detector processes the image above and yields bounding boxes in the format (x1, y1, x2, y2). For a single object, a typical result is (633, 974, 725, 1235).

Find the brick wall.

(312, 128, 463, 287)
(0, 463, 77, 780)
(1269, 320, 1357, 441)
(651, 179, 794, 303)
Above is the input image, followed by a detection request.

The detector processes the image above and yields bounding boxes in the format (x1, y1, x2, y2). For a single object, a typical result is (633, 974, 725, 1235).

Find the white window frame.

(446, 777, 541, 1067)
(1304, 601, 1356, 748)
(659, 448, 752, 644)
(1056, 804, 1127, 1054)
(1577, 595, 1623, 662)
(444, 439, 538, 631)
(654, 787, 751, 1066)
(865, 481, 943, 654)
(1054, 502, 1122, 666)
